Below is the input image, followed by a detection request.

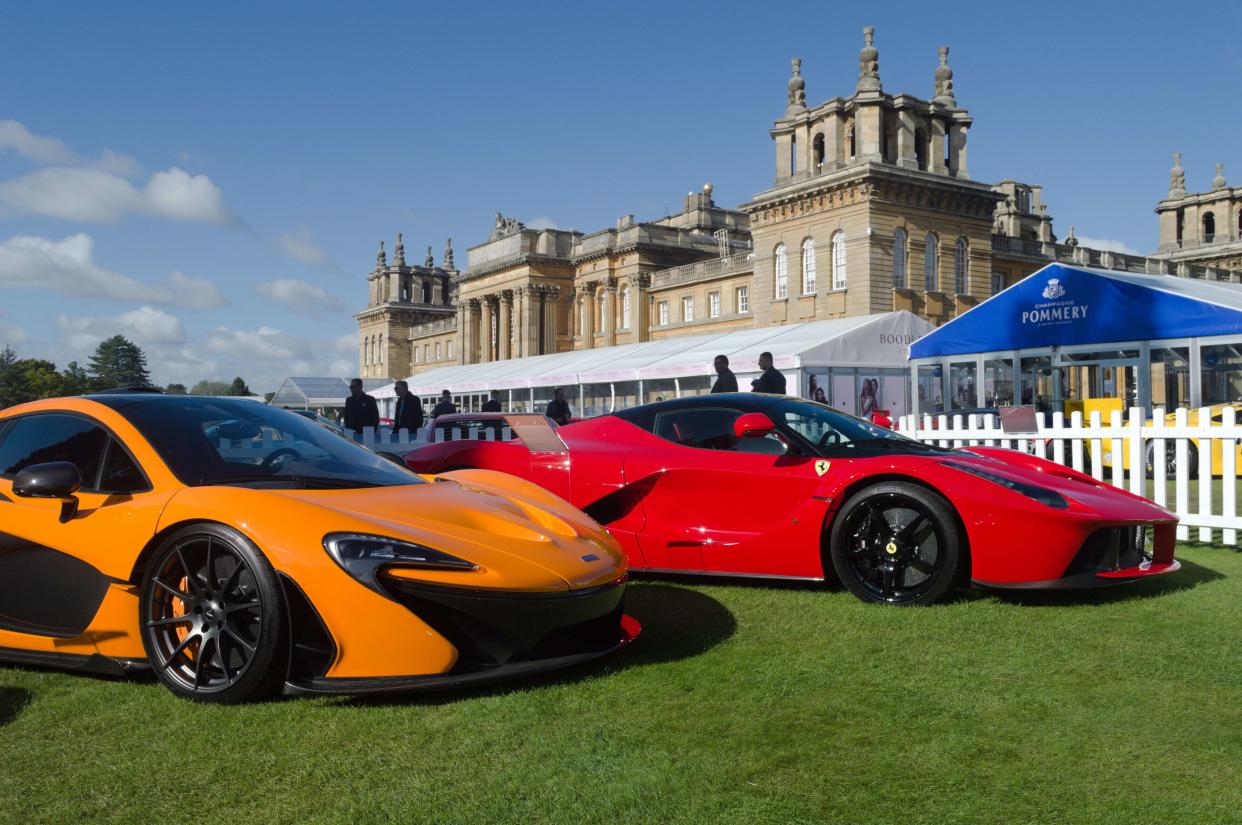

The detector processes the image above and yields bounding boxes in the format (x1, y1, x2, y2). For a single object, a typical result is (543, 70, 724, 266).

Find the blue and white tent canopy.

(910, 263, 1242, 359)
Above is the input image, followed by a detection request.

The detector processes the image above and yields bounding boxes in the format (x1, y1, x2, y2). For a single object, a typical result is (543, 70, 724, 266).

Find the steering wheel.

(260, 447, 303, 469)
(817, 430, 842, 448)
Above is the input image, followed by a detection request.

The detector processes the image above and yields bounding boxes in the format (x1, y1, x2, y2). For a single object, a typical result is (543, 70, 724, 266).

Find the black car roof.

(612, 392, 787, 426)
(85, 393, 264, 410)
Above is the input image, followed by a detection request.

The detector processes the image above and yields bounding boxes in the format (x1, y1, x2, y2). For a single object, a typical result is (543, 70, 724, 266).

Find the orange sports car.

(0, 390, 637, 703)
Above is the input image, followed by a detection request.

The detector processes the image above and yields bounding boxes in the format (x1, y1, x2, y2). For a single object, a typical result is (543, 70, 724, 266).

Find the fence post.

(1152, 409, 1167, 510)
(1109, 410, 1124, 489)
(1223, 407, 1237, 546)
(1197, 406, 1213, 543)
(1033, 413, 1047, 460)
(937, 415, 949, 449)
(1175, 407, 1189, 541)
(981, 413, 995, 447)
(1127, 406, 1144, 497)
(1051, 412, 1065, 465)
(1089, 411, 1104, 482)
(1070, 411, 1084, 473)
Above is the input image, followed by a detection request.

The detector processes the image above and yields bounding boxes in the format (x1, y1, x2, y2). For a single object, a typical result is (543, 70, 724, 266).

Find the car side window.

(99, 438, 147, 494)
(652, 407, 786, 454)
(0, 414, 108, 487)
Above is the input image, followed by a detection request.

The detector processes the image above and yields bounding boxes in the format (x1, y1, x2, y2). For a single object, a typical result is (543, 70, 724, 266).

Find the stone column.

(479, 297, 494, 363)
(855, 101, 883, 162)
(580, 283, 597, 350)
(896, 110, 918, 169)
(498, 290, 513, 361)
(824, 111, 842, 170)
(512, 286, 526, 358)
(603, 280, 617, 347)
(634, 274, 651, 342)
(544, 285, 561, 355)
(948, 123, 968, 177)
(459, 299, 474, 364)
(929, 119, 947, 175)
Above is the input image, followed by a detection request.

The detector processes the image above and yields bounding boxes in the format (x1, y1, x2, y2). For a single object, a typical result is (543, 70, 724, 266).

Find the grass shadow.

(0, 687, 32, 727)
(330, 582, 735, 708)
(987, 557, 1223, 607)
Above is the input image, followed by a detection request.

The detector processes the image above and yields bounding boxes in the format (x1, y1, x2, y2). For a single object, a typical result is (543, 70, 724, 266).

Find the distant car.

(406, 394, 1180, 606)
(287, 408, 346, 437)
(0, 393, 637, 702)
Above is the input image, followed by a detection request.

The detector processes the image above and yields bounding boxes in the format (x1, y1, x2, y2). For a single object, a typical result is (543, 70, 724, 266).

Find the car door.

(623, 405, 829, 577)
(0, 412, 166, 650)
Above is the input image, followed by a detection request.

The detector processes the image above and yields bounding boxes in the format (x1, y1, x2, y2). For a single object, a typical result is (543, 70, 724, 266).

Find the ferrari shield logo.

(814, 460, 830, 476)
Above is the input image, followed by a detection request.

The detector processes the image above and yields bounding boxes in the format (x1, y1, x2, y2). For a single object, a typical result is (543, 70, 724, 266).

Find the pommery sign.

(1021, 277, 1089, 327)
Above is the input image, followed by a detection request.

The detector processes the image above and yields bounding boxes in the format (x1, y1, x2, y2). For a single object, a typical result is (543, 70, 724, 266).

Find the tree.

(226, 377, 253, 396)
(165, 383, 188, 395)
(60, 361, 91, 396)
(0, 346, 20, 408)
(15, 359, 65, 401)
(190, 380, 233, 396)
(88, 335, 150, 390)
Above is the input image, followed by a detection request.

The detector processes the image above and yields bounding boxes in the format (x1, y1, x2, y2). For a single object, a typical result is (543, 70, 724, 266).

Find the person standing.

(750, 351, 787, 395)
(343, 378, 379, 434)
(711, 355, 738, 394)
(392, 380, 425, 434)
(545, 387, 572, 426)
(430, 389, 457, 419)
(481, 390, 502, 412)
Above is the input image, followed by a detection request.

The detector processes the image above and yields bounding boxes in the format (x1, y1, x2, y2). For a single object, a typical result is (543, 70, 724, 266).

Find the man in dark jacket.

(343, 378, 380, 434)
(545, 387, 572, 426)
(481, 390, 502, 412)
(430, 389, 457, 418)
(392, 380, 424, 433)
(750, 351, 787, 395)
(711, 354, 738, 393)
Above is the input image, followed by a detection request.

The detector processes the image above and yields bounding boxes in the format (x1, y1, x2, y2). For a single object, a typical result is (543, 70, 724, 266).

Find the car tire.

(829, 481, 964, 606)
(1145, 441, 1198, 478)
(139, 523, 289, 703)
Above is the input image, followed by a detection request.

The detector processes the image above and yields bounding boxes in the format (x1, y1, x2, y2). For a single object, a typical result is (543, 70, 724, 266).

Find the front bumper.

(974, 523, 1181, 590)
(286, 577, 639, 696)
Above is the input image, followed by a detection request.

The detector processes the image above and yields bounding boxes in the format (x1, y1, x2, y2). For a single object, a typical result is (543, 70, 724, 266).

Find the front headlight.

(942, 461, 1068, 509)
(323, 532, 478, 594)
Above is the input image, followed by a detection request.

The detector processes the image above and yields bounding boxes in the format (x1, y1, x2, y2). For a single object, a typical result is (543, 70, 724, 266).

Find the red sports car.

(407, 394, 1180, 605)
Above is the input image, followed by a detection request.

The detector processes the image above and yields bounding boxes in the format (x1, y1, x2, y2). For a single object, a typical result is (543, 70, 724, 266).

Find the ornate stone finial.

(1213, 162, 1227, 190)
(376, 240, 387, 269)
(1169, 152, 1187, 198)
(1065, 226, 1079, 248)
(856, 27, 881, 93)
(444, 237, 454, 269)
(933, 46, 955, 106)
(393, 232, 405, 266)
(703, 182, 714, 198)
(424, 245, 434, 268)
(785, 57, 807, 117)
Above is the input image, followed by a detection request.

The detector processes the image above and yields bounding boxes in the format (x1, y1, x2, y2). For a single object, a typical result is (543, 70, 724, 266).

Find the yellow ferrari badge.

(814, 460, 831, 476)
(885, 541, 898, 555)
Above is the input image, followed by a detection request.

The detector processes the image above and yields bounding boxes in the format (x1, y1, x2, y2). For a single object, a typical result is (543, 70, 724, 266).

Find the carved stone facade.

(1155, 155, 1242, 271)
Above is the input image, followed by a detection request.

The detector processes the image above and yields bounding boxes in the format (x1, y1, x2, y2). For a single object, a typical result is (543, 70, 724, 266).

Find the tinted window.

(99, 439, 147, 494)
(0, 414, 107, 485)
(112, 398, 424, 489)
(652, 407, 785, 454)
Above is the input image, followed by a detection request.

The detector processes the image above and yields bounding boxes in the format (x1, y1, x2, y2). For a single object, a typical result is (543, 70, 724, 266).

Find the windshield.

(113, 398, 424, 488)
(772, 399, 941, 455)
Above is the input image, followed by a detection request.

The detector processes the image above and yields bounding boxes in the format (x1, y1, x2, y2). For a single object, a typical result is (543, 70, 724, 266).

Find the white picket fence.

(896, 407, 1242, 545)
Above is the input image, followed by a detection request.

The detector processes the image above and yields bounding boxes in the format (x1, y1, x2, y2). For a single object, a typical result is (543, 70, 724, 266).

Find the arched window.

(789, 133, 797, 177)
(831, 232, 846, 290)
(377, 334, 383, 365)
(924, 233, 939, 291)
(893, 228, 908, 288)
(812, 133, 825, 169)
(621, 286, 631, 329)
(598, 293, 607, 330)
(774, 243, 788, 299)
(846, 121, 856, 158)
(915, 129, 928, 171)
(422, 279, 432, 303)
(954, 238, 968, 294)
(1203, 211, 1216, 243)
(801, 238, 817, 294)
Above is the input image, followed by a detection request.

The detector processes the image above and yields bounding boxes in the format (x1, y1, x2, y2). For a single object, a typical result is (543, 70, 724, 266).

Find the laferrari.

(407, 394, 1180, 606)
(0, 391, 637, 702)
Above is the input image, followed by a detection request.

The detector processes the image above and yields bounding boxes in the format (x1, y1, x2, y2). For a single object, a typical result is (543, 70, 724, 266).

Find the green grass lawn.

(3, 547, 1241, 825)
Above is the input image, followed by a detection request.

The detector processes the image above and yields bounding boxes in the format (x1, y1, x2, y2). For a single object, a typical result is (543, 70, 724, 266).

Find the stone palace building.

(357, 27, 1240, 381)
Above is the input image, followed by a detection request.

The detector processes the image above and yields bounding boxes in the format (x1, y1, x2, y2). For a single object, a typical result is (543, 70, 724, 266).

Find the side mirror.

(733, 412, 777, 439)
(12, 461, 82, 522)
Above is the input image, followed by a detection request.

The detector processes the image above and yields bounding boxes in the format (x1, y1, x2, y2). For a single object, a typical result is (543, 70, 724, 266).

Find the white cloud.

(0, 165, 232, 224)
(58, 306, 187, 349)
(202, 325, 356, 389)
(0, 233, 229, 308)
(167, 270, 229, 309)
(527, 216, 559, 230)
(0, 119, 77, 165)
(256, 278, 344, 317)
(277, 227, 330, 266)
(1075, 236, 1142, 256)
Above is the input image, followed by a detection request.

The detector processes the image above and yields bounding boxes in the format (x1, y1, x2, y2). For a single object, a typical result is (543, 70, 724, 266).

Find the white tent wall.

(384, 311, 930, 416)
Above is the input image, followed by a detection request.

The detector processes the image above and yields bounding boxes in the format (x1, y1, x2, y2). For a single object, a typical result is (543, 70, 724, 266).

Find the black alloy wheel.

(1146, 441, 1198, 478)
(829, 482, 964, 606)
(139, 523, 288, 703)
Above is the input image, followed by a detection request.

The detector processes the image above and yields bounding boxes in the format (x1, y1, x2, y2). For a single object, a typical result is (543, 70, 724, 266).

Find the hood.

(268, 480, 624, 592)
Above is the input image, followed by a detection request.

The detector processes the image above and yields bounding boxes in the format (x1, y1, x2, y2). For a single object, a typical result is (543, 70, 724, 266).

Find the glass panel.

(643, 378, 678, 404)
(613, 381, 640, 411)
(581, 383, 613, 418)
(830, 370, 857, 416)
(1020, 355, 1054, 413)
(917, 365, 944, 415)
(983, 358, 1014, 407)
(678, 375, 712, 398)
(1201, 343, 1242, 405)
(1151, 347, 1189, 411)
(882, 372, 908, 420)
(948, 361, 977, 410)
(1060, 349, 1139, 362)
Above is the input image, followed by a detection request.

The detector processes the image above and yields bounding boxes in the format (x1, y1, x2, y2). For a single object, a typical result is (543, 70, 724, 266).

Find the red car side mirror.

(734, 412, 777, 439)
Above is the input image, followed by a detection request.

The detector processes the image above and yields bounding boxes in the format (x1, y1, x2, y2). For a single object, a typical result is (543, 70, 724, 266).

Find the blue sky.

(1, 0, 1238, 391)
